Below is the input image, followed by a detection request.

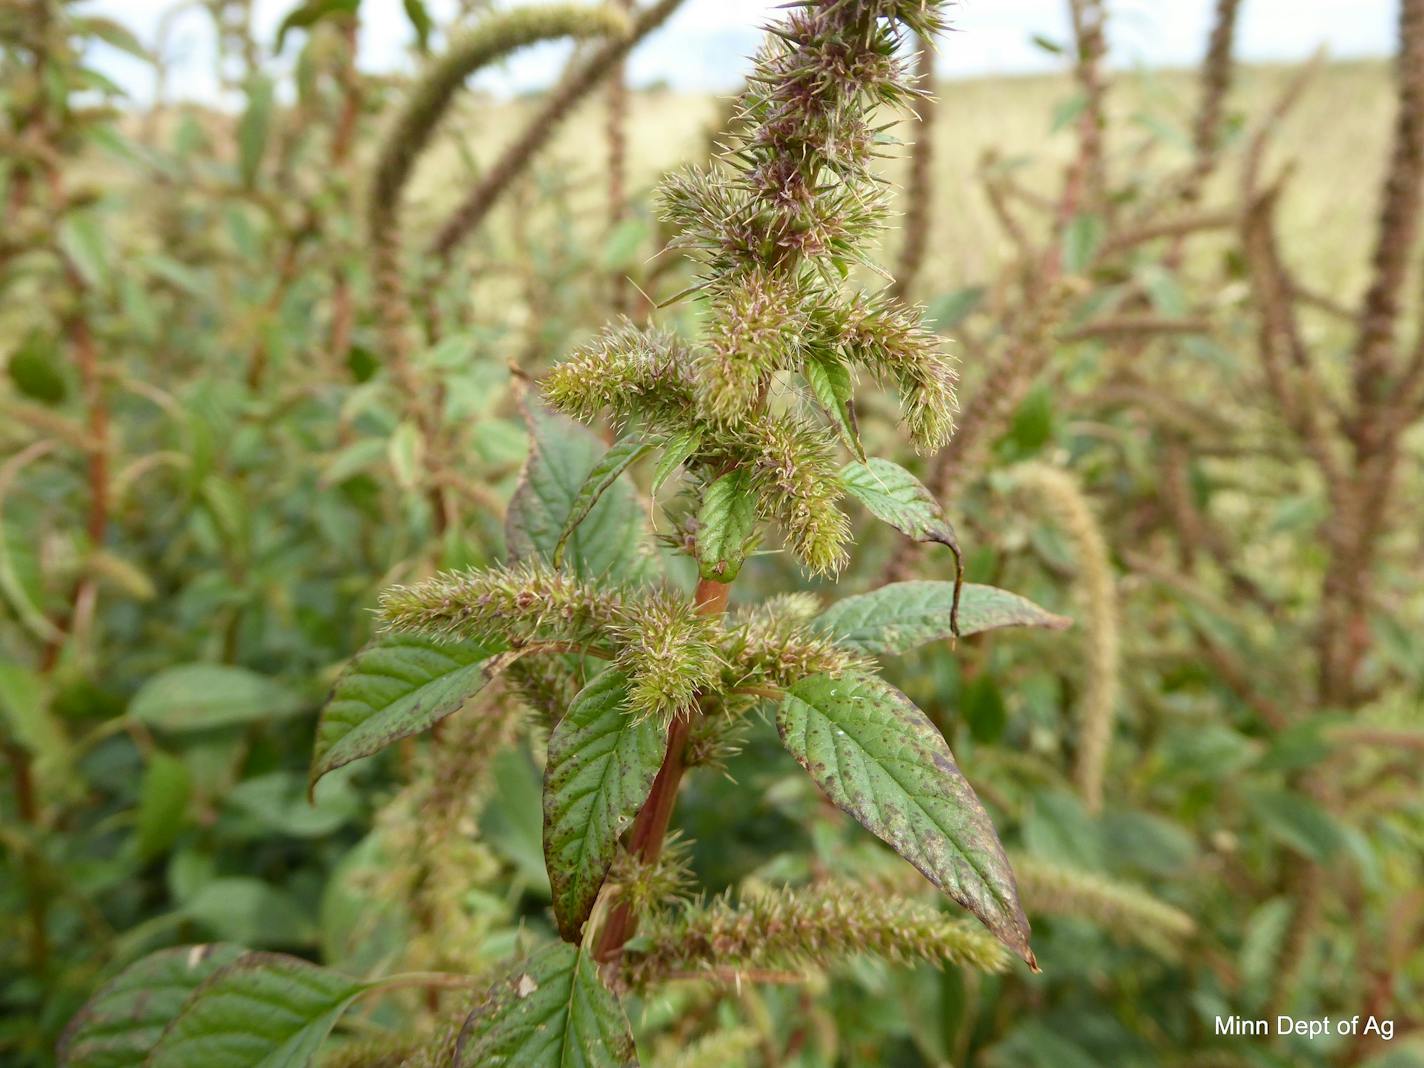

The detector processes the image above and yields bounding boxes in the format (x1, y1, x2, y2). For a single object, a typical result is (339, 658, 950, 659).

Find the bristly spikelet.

(377, 561, 624, 646)
(543, 321, 697, 429)
(695, 267, 811, 425)
(740, 413, 851, 575)
(819, 294, 958, 452)
(621, 881, 1009, 989)
(610, 590, 722, 721)
(724, 598, 871, 689)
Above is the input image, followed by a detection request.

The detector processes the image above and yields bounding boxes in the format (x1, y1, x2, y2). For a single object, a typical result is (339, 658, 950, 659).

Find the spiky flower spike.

(544, 0, 959, 576)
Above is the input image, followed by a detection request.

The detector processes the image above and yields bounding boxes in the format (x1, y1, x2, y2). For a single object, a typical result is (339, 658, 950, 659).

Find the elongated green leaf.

(651, 427, 702, 496)
(812, 581, 1071, 656)
(697, 469, 757, 581)
(543, 671, 664, 942)
(237, 76, 274, 189)
(58, 944, 246, 1068)
(130, 664, 303, 732)
(553, 436, 658, 568)
(507, 405, 650, 582)
(804, 355, 864, 461)
(136, 751, 191, 859)
(148, 953, 368, 1068)
(777, 672, 1033, 965)
(310, 632, 508, 791)
(1062, 213, 1105, 275)
(455, 943, 636, 1067)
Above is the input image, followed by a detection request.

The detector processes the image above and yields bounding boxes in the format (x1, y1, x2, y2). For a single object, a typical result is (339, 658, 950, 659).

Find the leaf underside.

(776, 671, 1034, 965)
(543, 670, 665, 942)
(812, 581, 1072, 656)
(455, 943, 637, 1067)
(58, 944, 245, 1068)
(310, 632, 508, 791)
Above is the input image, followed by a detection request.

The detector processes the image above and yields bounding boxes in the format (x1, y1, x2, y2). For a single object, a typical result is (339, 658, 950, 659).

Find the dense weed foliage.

(2, 0, 1422, 1065)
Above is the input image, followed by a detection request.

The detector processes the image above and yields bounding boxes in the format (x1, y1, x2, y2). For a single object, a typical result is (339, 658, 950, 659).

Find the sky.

(88, 0, 1399, 108)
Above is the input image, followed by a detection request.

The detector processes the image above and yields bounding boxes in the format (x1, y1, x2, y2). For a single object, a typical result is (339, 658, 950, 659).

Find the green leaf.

(310, 632, 508, 791)
(182, 878, 315, 946)
(387, 420, 425, 492)
(543, 671, 664, 942)
(696, 469, 757, 581)
(58, 944, 246, 1068)
(237, 76, 274, 189)
(148, 952, 369, 1068)
(129, 664, 303, 733)
(839, 458, 959, 552)
(403, 0, 433, 51)
(7, 331, 67, 404)
(1061, 213, 1105, 274)
(651, 427, 702, 496)
(136, 751, 192, 859)
(275, 0, 359, 53)
(0, 661, 68, 771)
(1247, 788, 1346, 861)
(811, 581, 1070, 655)
(777, 672, 1033, 964)
(804, 355, 864, 460)
(554, 435, 658, 569)
(454, 943, 636, 1067)
(925, 286, 985, 332)
(508, 405, 650, 582)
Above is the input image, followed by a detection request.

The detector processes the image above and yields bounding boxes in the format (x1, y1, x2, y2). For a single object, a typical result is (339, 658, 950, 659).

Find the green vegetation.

(3, 0, 1422, 1065)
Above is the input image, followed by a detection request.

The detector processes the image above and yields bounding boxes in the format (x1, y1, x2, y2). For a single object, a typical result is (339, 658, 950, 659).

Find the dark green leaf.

(403, 0, 434, 51)
(777, 672, 1033, 964)
(455, 943, 636, 1067)
(651, 427, 702, 496)
(804, 355, 864, 460)
(543, 671, 664, 942)
(311, 632, 508, 791)
(58, 944, 246, 1068)
(696, 469, 758, 581)
(811, 581, 1070, 656)
(7, 332, 67, 404)
(554, 435, 658, 568)
(148, 952, 369, 1068)
(275, 0, 359, 52)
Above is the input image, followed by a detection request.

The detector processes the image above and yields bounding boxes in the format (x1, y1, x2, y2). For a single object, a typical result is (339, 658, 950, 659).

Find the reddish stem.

(594, 576, 729, 963)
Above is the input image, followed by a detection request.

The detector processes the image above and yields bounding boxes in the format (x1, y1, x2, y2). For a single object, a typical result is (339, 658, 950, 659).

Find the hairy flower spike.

(377, 561, 624, 647)
(611, 590, 722, 721)
(543, 321, 697, 429)
(739, 412, 851, 575)
(818, 294, 958, 451)
(622, 881, 1008, 989)
(724, 598, 871, 689)
(695, 267, 812, 424)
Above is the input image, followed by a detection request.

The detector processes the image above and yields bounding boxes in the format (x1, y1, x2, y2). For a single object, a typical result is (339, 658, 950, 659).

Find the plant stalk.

(594, 575, 728, 963)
